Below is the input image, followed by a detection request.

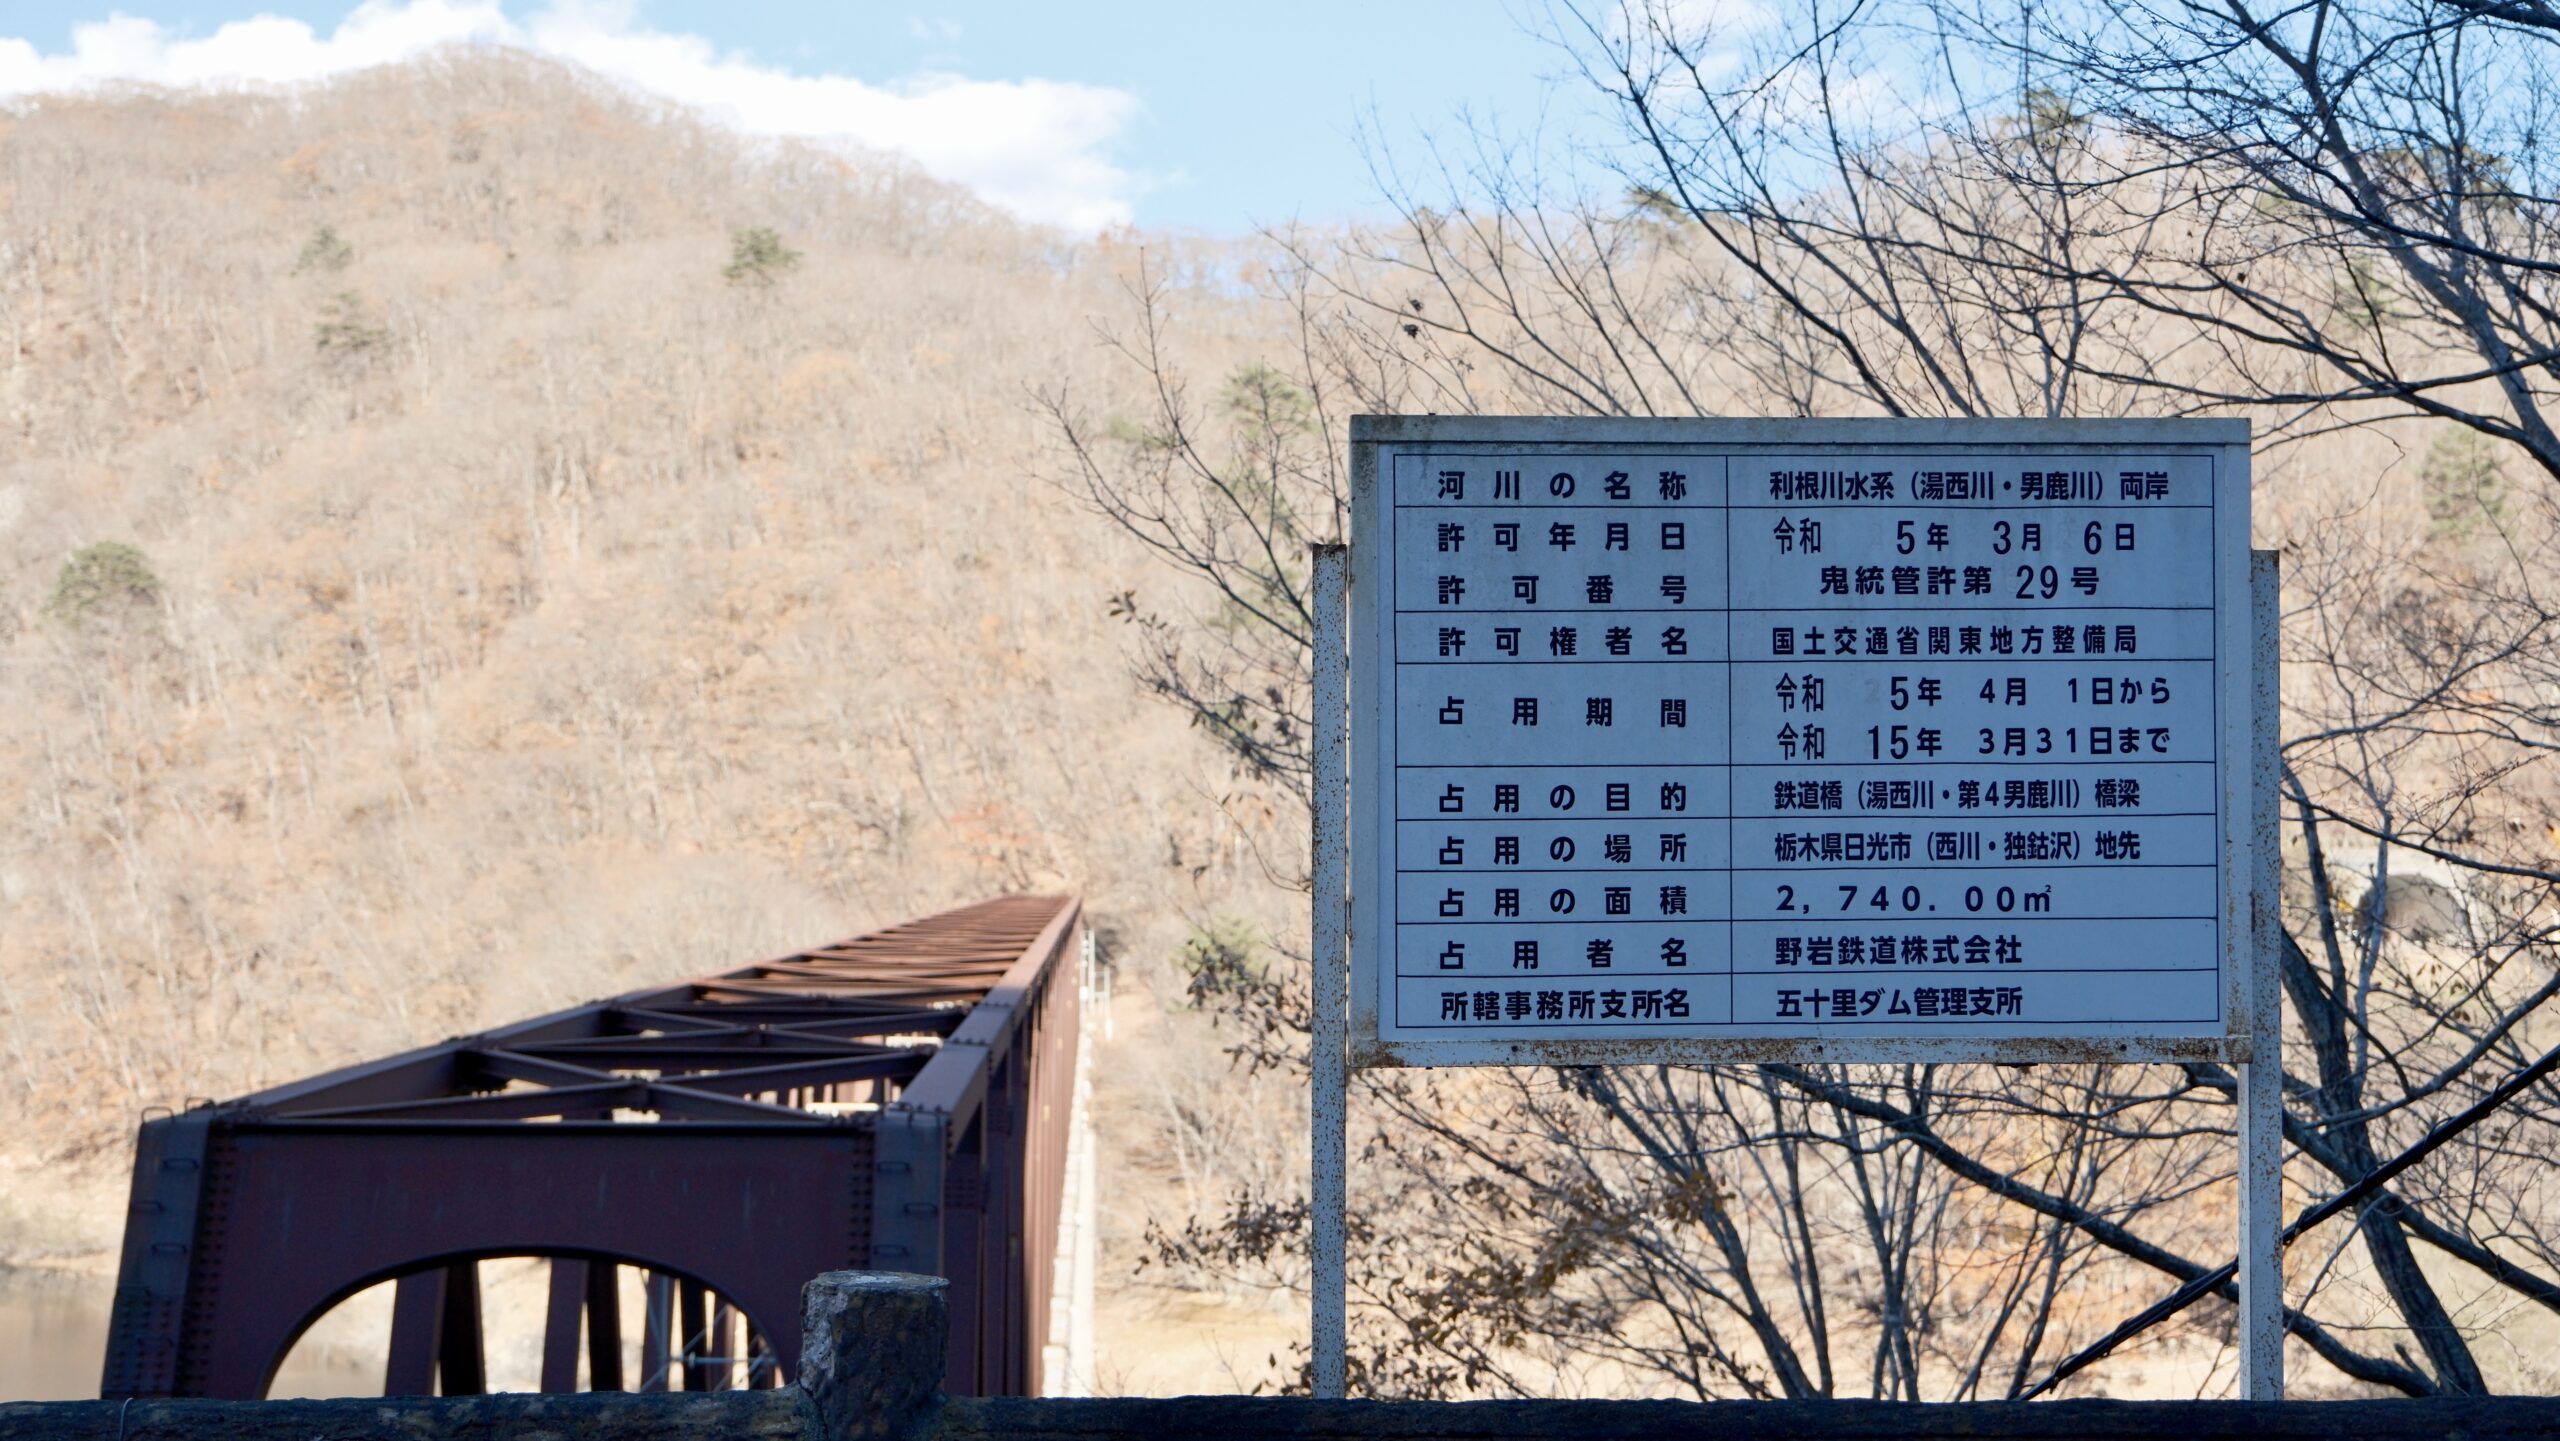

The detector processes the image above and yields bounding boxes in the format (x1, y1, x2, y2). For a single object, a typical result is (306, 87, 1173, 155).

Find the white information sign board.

(1347, 417, 2256, 1067)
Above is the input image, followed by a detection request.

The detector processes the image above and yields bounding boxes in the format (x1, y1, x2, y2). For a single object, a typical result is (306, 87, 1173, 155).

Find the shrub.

(2422, 428, 2510, 541)
(294, 223, 353, 273)
(724, 227, 801, 286)
(45, 541, 161, 623)
(1178, 915, 1267, 1012)
(313, 290, 388, 353)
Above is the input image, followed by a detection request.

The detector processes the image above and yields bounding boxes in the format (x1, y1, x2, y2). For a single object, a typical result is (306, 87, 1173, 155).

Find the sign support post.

(1310, 542, 1350, 1400)
(2239, 549, 2283, 1399)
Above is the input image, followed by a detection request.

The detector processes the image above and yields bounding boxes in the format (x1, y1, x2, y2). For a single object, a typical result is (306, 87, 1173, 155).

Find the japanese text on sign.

(1350, 423, 2254, 1062)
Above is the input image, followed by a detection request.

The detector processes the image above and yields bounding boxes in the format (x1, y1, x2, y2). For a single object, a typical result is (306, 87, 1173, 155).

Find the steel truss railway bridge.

(99, 894, 1089, 1400)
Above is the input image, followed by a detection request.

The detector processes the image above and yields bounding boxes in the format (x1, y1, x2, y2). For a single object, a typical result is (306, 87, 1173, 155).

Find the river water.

(0, 1268, 374, 1401)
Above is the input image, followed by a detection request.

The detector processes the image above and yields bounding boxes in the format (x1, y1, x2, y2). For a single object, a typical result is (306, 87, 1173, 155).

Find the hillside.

(0, 52, 1300, 1386)
(23, 40, 2557, 1409)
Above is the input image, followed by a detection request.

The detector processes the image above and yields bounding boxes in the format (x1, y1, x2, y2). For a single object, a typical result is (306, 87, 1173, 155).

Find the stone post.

(797, 1271, 950, 1441)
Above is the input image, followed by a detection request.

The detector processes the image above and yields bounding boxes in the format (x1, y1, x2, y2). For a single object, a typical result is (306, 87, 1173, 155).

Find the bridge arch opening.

(264, 1250, 786, 1398)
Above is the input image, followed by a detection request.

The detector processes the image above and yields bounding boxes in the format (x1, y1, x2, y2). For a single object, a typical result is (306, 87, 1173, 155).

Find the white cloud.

(0, 1, 1143, 231)
(1607, 0, 1775, 49)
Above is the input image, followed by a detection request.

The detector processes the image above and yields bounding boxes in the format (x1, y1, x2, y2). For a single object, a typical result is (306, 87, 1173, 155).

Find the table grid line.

(1383, 448, 2225, 1035)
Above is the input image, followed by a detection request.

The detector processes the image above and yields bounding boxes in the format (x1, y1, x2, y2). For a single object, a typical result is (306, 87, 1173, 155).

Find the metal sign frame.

(1310, 415, 2281, 1400)
(1346, 415, 2256, 1069)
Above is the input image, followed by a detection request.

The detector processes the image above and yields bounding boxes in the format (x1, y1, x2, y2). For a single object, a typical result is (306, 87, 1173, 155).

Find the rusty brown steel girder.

(99, 894, 1083, 1402)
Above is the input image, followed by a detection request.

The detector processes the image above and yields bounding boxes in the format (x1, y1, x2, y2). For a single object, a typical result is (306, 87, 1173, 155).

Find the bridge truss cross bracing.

(100, 894, 1083, 1400)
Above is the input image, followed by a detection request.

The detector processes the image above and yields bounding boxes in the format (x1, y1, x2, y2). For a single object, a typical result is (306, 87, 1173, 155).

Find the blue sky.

(0, 1, 1638, 233)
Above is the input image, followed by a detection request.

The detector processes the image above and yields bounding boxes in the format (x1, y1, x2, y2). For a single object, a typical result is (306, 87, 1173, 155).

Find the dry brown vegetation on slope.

(16, 18, 2560, 1404)
(0, 55, 1300, 1356)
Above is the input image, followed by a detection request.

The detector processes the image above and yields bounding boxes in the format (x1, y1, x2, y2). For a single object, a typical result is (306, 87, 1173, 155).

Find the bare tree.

(1041, 255, 1351, 798)
(1047, 0, 2560, 1398)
